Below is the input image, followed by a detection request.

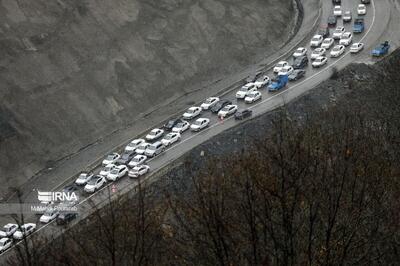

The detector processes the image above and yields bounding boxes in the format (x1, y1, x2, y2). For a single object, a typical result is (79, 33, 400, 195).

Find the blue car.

(372, 41, 390, 57)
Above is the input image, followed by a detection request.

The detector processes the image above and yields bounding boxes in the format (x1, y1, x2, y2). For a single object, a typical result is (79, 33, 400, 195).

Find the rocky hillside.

(0, 0, 295, 194)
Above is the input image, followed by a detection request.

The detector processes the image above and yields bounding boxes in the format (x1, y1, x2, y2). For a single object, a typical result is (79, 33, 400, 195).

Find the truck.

(353, 18, 364, 33)
(268, 75, 288, 92)
(372, 41, 390, 57)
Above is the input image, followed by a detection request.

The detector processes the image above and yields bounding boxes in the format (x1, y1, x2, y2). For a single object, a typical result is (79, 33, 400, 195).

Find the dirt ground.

(0, 0, 295, 195)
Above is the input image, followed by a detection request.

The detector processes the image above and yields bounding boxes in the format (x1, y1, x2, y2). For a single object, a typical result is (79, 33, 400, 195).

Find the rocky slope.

(0, 0, 295, 194)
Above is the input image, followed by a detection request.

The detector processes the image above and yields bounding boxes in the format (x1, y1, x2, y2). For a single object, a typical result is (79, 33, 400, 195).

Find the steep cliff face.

(0, 0, 294, 193)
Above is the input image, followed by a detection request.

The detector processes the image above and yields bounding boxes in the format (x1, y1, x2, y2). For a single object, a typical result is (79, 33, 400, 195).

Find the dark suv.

(211, 100, 232, 113)
(292, 56, 308, 69)
(163, 118, 183, 131)
(56, 213, 77, 225)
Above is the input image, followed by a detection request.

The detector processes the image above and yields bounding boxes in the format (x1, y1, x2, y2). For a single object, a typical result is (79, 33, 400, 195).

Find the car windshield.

(175, 123, 184, 128)
(165, 134, 174, 140)
(359, 6, 365, 10)
(296, 48, 303, 53)
(277, 62, 285, 67)
(205, 98, 214, 104)
(149, 131, 157, 136)
(78, 173, 87, 179)
(249, 92, 258, 97)
(221, 106, 230, 112)
(104, 165, 113, 171)
(312, 49, 321, 54)
(343, 33, 350, 38)
(110, 169, 119, 174)
(137, 143, 148, 150)
(106, 155, 115, 160)
(334, 7, 340, 11)
(194, 120, 203, 126)
(316, 58, 323, 62)
(87, 178, 98, 185)
(187, 109, 196, 114)
(312, 37, 320, 42)
(323, 39, 331, 43)
(240, 87, 249, 92)
(44, 210, 53, 216)
(147, 146, 156, 151)
(333, 46, 341, 52)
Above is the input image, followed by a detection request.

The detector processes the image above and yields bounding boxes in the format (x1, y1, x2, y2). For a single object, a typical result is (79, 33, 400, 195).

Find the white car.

(312, 56, 328, 68)
(107, 165, 128, 181)
(332, 26, 346, 40)
(310, 35, 323, 47)
(0, 224, 18, 238)
(200, 97, 219, 110)
(321, 38, 334, 49)
(0, 238, 12, 253)
(339, 32, 353, 46)
(128, 155, 147, 168)
(333, 5, 342, 16)
(145, 128, 164, 141)
(293, 47, 307, 57)
(124, 138, 145, 152)
(84, 175, 106, 193)
(182, 106, 202, 120)
(244, 91, 262, 103)
(135, 142, 150, 154)
(357, 4, 366, 15)
(330, 45, 346, 57)
(172, 121, 190, 133)
(350, 42, 364, 53)
(190, 118, 210, 131)
(253, 76, 270, 88)
(102, 153, 120, 166)
(128, 165, 150, 178)
(311, 48, 326, 60)
(278, 65, 294, 76)
(273, 61, 289, 73)
(161, 132, 181, 146)
(218, 105, 238, 118)
(40, 209, 59, 223)
(75, 172, 94, 185)
(99, 164, 116, 177)
(12, 223, 36, 240)
(236, 83, 257, 99)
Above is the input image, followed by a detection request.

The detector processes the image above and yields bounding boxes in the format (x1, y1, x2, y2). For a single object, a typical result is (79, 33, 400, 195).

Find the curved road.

(1, 0, 399, 261)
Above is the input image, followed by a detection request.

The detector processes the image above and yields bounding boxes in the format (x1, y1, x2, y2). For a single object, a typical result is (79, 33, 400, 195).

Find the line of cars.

(0, 0, 377, 256)
(0, 223, 36, 253)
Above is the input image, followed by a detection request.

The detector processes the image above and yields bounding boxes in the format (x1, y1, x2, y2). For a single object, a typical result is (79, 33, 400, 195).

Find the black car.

(56, 212, 77, 225)
(163, 118, 183, 131)
(63, 185, 78, 193)
(361, 0, 370, 4)
(245, 71, 263, 83)
(288, 69, 306, 81)
(332, 0, 341, 4)
(211, 100, 232, 113)
(235, 109, 253, 120)
(318, 26, 330, 38)
(292, 56, 308, 69)
(327, 15, 337, 27)
(116, 151, 135, 164)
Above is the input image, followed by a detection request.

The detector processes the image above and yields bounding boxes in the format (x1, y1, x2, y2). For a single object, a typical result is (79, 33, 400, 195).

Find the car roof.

(3, 224, 16, 229)
(0, 238, 9, 243)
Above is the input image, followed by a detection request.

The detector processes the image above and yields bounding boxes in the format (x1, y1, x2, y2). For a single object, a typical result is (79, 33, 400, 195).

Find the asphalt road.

(1, 0, 399, 261)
